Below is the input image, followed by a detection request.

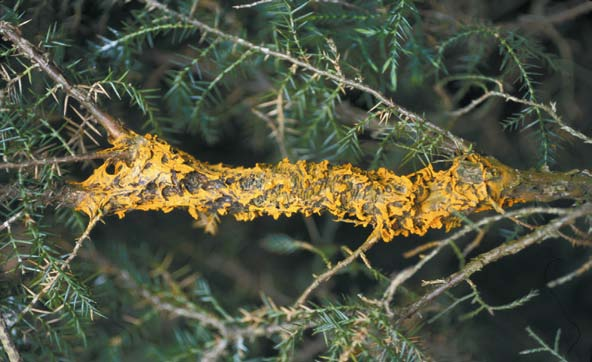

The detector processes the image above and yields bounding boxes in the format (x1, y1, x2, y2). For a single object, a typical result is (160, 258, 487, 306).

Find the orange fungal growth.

(73, 132, 526, 241)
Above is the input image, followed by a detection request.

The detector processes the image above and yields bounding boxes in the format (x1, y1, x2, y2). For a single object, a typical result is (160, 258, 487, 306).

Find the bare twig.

(0, 21, 127, 140)
(547, 255, 592, 288)
(0, 211, 24, 233)
(201, 338, 228, 361)
(462, 226, 488, 257)
(294, 230, 380, 306)
(0, 314, 22, 362)
(396, 203, 592, 322)
(518, 2, 592, 25)
(139, 0, 470, 154)
(381, 206, 573, 314)
(233, 0, 273, 9)
(0, 151, 119, 170)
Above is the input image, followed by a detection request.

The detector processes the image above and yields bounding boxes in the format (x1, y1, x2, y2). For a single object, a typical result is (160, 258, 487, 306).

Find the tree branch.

(517, 2, 592, 25)
(18, 215, 101, 320)
(396, 202, 592, 322)
(139, 0, 470, 154)
(0, 151, 119, 170)
(294, 230, 380, 306)
(0, 21, 128, 141)
(0, 314, 22, 362)
(381, 206, 573, 315)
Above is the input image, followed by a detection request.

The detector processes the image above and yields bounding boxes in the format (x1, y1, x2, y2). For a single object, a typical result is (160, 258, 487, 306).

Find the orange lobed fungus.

(73, 132, 526, 241)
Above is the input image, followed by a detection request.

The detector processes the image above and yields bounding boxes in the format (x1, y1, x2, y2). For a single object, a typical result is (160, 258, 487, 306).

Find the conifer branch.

(0, 21, 128, 140)
(139, 0, 470, 154)
(381, 206, 573, 314)
(396, 202, 592, 322)
(18, 215, 101, 319)
(0, 151, 119, 170)
(1, 2, 590, 359)
(450, 89, 592, 144)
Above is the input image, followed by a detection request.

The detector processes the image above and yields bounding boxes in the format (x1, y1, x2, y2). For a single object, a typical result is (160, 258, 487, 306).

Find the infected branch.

(68, 132, 592, 243)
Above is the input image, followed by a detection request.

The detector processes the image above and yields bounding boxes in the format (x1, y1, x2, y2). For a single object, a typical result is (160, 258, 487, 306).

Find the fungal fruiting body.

(73, 132, 525, 241)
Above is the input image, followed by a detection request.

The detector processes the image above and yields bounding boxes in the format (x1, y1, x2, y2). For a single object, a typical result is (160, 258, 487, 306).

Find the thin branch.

(201, 338, 228, 362)
(0, 211, 24, 233)
(18, 215, 101, 319)
(139, 0, 470, 154)
(0, 151, 119, 170)
(547, 255, 592, 288)
(294, 230, 380, 306)
(516, 2, 592, 25)
(396, 203, 592, 322)
(232, 0, 273, 9)
(450, 89, 592, 144)
(381, 206, 572, 314)
(0, 314, 22, 362)
(0, 21, 128, 140)
(81, 246, 314, 353)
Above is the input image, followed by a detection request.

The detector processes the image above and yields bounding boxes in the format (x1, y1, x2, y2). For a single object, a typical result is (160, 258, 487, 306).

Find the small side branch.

(0, 21, 127, 140)
(547, 255, 592, 288)
(396, 203, 592, 322)
(0, 211, 24, 233)
(0, 314, 22, 362)
(381, 206, 571, 315)
(140, 0, 470, 154)
(0, 151, 118, 170)
(18, 215, 101, 319)
(294, 230, 380, 306)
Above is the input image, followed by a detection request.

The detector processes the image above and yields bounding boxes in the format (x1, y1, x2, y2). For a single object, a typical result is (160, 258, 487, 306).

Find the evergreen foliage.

(1, 0, 591, 360)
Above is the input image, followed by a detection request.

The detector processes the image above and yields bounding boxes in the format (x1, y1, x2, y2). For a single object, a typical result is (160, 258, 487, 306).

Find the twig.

(139, 0, 470, 154)
(381, 206, 573, 314)
(518, 2, 592, 25)
(0, 151, 119, 170)
(450, 89, 592, 145)
(294, 230, 380, 306)
(233, 0, 273, 9)
(396, 203, 592, 322)
(382, 242, 447, 316)
(81, 246, 316, 356)
(250, 108, 289, 160)
(0, 211, 24, 233)
(403, 241, 442, 259)
(0, 314, 22, 362)
(201, 338, 229, 362)
(462, 226, 488, 257)
(0, 21, 127, 140)
(18, 215, 101, 319)
(547, 255, 592, 288)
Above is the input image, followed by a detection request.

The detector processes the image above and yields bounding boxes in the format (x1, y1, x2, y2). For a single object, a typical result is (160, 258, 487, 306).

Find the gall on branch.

(69, 132, 591, 242)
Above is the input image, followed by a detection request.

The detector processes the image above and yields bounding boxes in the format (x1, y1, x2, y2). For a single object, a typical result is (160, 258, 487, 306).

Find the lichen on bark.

(70, 132, 538, 241)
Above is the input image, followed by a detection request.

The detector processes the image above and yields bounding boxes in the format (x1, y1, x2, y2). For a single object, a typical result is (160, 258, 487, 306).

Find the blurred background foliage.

(1, 0, 592, 361)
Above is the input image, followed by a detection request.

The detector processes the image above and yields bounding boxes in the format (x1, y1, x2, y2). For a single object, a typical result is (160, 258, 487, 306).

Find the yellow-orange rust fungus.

(73, 132, 525, 241)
